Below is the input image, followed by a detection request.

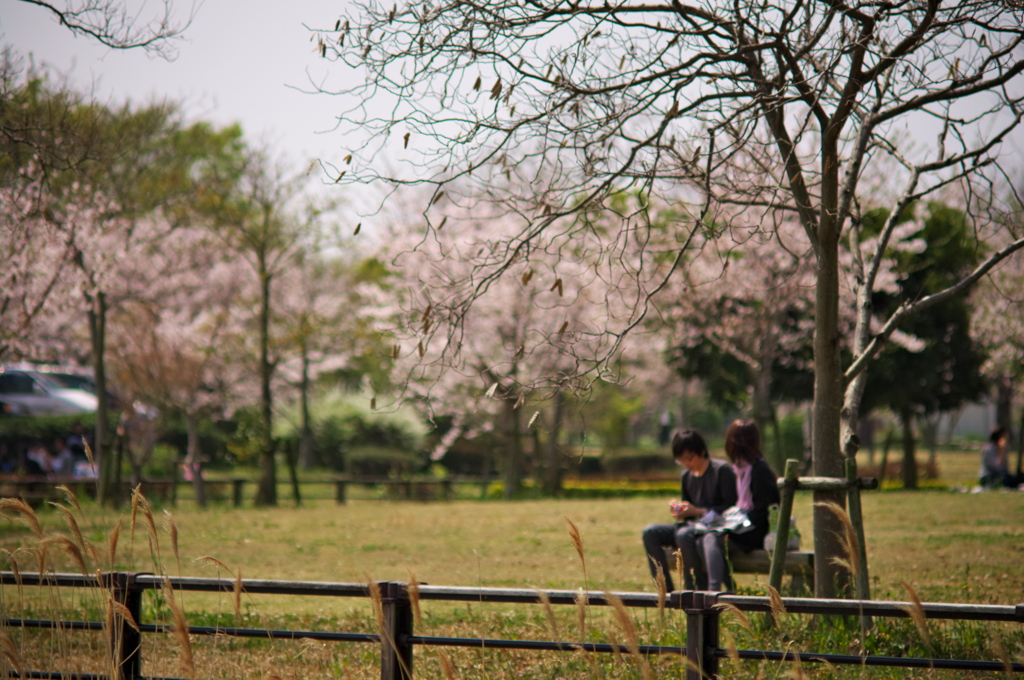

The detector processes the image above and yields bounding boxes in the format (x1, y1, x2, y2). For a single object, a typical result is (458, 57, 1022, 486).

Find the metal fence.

(2, 571, 1022, 680)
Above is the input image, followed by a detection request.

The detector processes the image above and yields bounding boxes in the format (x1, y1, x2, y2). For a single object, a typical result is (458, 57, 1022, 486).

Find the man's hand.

(670, 499, 703, 519)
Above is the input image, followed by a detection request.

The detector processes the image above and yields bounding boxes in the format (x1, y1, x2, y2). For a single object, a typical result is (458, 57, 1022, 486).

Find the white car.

(0, 367, 98, 416)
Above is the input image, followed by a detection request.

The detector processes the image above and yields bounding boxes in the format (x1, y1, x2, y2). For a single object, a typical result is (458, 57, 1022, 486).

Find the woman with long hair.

(723, 419, 780, 554)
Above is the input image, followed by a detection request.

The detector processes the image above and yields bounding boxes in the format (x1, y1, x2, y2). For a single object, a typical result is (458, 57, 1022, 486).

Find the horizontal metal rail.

(3, 571, 1022, 680)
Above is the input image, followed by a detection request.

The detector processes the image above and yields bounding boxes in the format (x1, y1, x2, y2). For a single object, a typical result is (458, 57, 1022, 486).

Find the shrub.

(276, 390, 427, 472)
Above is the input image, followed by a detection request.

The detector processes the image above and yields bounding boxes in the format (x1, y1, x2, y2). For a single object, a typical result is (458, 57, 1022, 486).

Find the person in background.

(26, 442, 53, 475)
(979, 426, 1023, 489)
(51, 436, 75, 477)
(66, 421, 90, 462)
(642, 430, 737, 592)
(723, 419, 780, 555)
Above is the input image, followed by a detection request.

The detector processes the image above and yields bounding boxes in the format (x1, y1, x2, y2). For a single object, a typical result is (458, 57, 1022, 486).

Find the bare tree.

(319, 0, 1024, 595)
(16, 0, 192, 56)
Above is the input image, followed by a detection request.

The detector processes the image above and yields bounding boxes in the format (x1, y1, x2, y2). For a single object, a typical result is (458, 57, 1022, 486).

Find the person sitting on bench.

(642, 429, 737, 592)
(723, 419, 781, 562)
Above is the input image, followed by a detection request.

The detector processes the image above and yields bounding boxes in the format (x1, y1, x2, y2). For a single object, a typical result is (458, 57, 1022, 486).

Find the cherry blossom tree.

(0, 70, 250, 503)
(272, 243, 377, 483)
(106, 230, 248, 507)
(366, 194, 668, 495)
(971, 219, 1024, 476)
(662, 215, 817, 465)
(0, 167, 84, 361)
(317, 0, 1024, 595)
(201, 150, 317, 506)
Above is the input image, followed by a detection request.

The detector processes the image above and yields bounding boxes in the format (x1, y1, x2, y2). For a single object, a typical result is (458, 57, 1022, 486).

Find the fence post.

(335, 479, 347, 504)
(232, 478, 245, 507)
(684, 591, 720, 680)
(769, 459, 800, 594)
(106, 571, 144, 680)
(380, 581, 414, 680)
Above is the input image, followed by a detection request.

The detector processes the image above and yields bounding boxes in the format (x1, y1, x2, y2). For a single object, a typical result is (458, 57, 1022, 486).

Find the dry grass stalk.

(0, 499, 42, 538)
(608, 627, 624, 664)
(564, 516, 588, 590)
(767, 585, 787, 619)
(129, 484, 143, 562)
(162, 574, 196, 679)
(721, 628, 740, 663)
(673, 548, 684, 596)
(2, 549, 22, 586)
(234, 567, 243, 622)
(195, 556, 243, 620)
(435, 649, 457, 680)
(536, 590, 560, 644)
(163, 511, 180, 570)
(139, 495, 160, 559)
(605, 591, 652, 680)
(197, 555, 232, 572)
(110, 598, 141, 632)
(367, 578, 384, 633)
(34, 545, 48, 576)
(43, 536, 88, 574)
(791, 648, 806, 679)
(815, 501, 860, 579)
(108, 520, 122, 569)
(680, 653, 708, 679)
(714, 602, 754, 635)
(365, 578, 412, 678)
(991, 634, 1012, 674)
(574, 588, 587, 639)
(406, 569, 422, 627)
(652, 558, 667, 623)
(570, 644, 601, 677)
(55, 485, 84, 520)
(1, 632, 25, 677)
(50, 503, 86, 552)
(898, 581, 933, 653)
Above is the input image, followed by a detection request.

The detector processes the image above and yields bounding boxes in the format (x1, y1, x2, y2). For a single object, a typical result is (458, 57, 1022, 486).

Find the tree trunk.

(770, 407, 784, 475)
(1017, 405, 1024, 477)
(299, 347, 316, 470)
(944, 408, 961, 446)
(502, 398, 523, 499)
(123, 426, 145, 490)
(810, 178, 847, 599)
(186, 411, 207, 509)
(90, 291, 113, 505)
(542, 389, 565, 496)
(996, 376, 1013, 431)
(678, 374, 689, 430)
(255, 267, 277, 506)
(923, 414, 939, 470)
(285, 438, 302, 506)
(877, 427, 894, 487)
(901, 409, 918, 490)
(752, 361, 784, 471)
(112, 424, 125, 508)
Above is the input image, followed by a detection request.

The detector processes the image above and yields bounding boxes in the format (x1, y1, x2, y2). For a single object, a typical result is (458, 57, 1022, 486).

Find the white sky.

(2, 0, 354, 178)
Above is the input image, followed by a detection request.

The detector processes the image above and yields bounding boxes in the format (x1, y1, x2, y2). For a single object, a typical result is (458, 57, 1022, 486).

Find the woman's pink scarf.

(734, 460, 754, 511)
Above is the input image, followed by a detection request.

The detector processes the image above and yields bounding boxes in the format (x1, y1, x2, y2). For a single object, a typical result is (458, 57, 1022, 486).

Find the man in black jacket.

(642, 430, 738, 592)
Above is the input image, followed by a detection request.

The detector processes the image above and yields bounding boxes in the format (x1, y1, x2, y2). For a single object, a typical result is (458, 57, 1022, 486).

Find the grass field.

(2, 456, 1022, 678)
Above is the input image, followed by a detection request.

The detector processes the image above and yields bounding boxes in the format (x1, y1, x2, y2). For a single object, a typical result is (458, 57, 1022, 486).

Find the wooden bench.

(666, 546, 814, 595)
(730, 548, 814, 594)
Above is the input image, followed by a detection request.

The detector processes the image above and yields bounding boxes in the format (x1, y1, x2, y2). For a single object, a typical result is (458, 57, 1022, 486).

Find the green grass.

(2, 475, 1023, 678)
(3, 488, 1022, 600)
